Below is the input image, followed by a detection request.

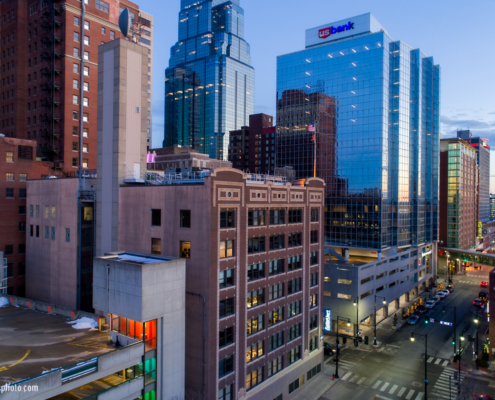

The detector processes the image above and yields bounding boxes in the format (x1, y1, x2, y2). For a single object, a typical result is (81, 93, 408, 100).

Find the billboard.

(323, 309, 332, 332)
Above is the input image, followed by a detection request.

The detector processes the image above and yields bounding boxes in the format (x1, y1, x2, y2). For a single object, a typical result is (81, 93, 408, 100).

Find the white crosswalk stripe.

(442, 360, 449, 367)
(434, 358, 441, 365)
(357, 377, 366, 385)
(397, 387, 407, 397)
(373, 380, 383, 389)
(349, 374, 360, 383)
(389, 384, 398, 395)
(341, 372, 352, 381)
(427, 356, 434, 363)
(414, 393, 424, 400)
(380, 382, 390, 391)
(431, 366, 468, 398)
(405, 389, 415, 400)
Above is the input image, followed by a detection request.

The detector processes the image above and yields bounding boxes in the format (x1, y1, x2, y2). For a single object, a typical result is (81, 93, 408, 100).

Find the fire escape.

(40, 0, 64, 166)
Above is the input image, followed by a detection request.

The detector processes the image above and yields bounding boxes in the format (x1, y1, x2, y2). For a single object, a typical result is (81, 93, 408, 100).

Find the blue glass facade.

(163, 0, 254, 160)
(276, 27, 440, 249)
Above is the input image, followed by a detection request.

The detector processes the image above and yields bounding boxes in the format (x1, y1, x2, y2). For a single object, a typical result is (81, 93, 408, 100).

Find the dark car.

(480, 281, 488, 288)
(447, 284, 454, 292)
(324, 343, 335, 355)
(473, 299, 484, 307)
(479, 291, 487, 302)
(417, 305, 427, 314)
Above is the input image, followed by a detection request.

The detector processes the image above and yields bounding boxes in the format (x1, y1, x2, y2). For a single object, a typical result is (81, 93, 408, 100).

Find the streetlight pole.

(353, 298, 359, 346)
(442, 305, 457, 356)
(374, 295, 386, 346)
(474, 312, 479, 368)
(411, 333, 428, 400)
(335, 316, 351, 379)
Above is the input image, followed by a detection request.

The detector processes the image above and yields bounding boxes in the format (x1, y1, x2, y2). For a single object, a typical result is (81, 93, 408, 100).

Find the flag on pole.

(308, 124, 315, 132)
(311, 134, 315, 141)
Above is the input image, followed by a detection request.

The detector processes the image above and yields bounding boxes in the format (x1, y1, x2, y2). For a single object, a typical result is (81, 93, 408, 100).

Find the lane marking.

(373, 380, 382, 389)
(405, 389, 415, 400)
(0, 350, 32, 371)
(375, 395, 394, 400)
(397, 387, 406, 397)
(427, 357, 434, 363)
(341, 372, 352, 381)
(389, 384, 398, 395)
(380, 382, 390, 392)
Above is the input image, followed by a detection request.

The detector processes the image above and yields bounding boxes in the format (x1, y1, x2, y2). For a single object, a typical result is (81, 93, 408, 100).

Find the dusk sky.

(141, 0, 495, 188)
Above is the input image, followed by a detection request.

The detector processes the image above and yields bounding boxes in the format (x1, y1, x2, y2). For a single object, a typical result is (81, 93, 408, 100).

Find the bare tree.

(455, 372, 484, 400)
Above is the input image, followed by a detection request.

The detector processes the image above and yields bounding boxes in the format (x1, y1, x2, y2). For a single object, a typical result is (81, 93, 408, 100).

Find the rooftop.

(0, 305, 114, 386)
(103, 252, 176, 264)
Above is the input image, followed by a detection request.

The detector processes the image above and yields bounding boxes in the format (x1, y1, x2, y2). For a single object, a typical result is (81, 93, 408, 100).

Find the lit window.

(82, 159, 88, 168)
(84, 66, 89, 76)
(6, 151, 13, 162)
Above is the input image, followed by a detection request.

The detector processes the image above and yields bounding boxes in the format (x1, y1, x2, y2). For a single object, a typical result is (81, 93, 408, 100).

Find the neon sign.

(319, 22, 354, 39)
(323, 309, 332, 332)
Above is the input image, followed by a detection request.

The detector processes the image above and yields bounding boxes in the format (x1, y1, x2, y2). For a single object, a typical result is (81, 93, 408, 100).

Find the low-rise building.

(490, 268, 495, 360)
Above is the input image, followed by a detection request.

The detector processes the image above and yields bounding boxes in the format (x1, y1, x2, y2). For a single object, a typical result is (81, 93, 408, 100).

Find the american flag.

(308, 124, 315, 132)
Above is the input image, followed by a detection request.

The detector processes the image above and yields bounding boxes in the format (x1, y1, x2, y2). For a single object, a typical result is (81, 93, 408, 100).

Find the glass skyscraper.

(163, 0, 254, 160)
(276, 13, 440, 250)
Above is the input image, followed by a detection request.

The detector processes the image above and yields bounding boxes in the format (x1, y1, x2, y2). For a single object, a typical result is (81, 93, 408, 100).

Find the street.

(321, 266, 494, 400)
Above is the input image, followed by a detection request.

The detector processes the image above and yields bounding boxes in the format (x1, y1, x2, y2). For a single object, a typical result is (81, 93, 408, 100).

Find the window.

(180, 241, 190, 258)
(219, 269, 233, 288)
(72, 158, 78, 167)
(270, 209, 285, 225)
(310, 230, 318, 243)
(74, 31, 79, 42)
(287, 278, 301, 295)
(29, 205, 33, 217)
(73, 95, 79, 105)
(288, 209, 302, 223)
(19, 206, 26, 215)
(220, 211, 234, 228)
(309, 336, 318, 352)
(269, 283, 284, 301)
(83, 113, 88, 122)
(248, 210, 265, 226)
(246, 340, 263, 363)
(288, 300, 301, 318)
(151, 209, 161, 226)
(218, 355, 233, 378)
(44, 205, 49, 219)
(287, 255, 301, 271)
(73, 63, 79, 73)
(44, 226, 49, 239)
(247, 314, 263, 335)
(73, 79, 79, 89)
(219, 240, 234, 258)
(247, 289, 264, 308)
(309, 315, 318, 330)
(6, 263, 13, 277)
(311, 208, 319, 222)
(269, 235, 284, 250)
(19, 222, 26, 232)
(219, 298, 234, 318)
(83, 144, 88, 153)
(338, 293, 352, 300)
(268, 356, 283, 378)
(6, 151, 13, 162)
(269, 259, 284, 275)
(5, 188, 14, 198)
(73, 111, 79, 120)
(246, 367, 263, 391)
(310, 251, 318, 265)
(84, 36, 89, 46)
(180, 210, 190, 227)
(247, 263, 264, 281)
(73, 47, 79, 57)
(30, 225, 34, 237)
(288, 233, 302, 247)
(29, 3, 38, 15)
(310, 272, 318, 287)
(287, 323, 301, 342)
(248, 236, 265, 254)
(219, 327, 233, 348)
(83, 128, 88, 137)
(18, 262, 26, 276)
(66, 228, 70, 243)
(287, 347, 302, 366)
(110, 31, 115, 40)
(102, 27, 106, 34)
(83, 51, 89, 61)
(84, 66, 89, 76)
(307, 363, 321, 380)
(6, 173, 14, 181)
(74, 16, 80, 26)
(83, 82, 89, 91)
(268, 331, 284, 352)
(36, 225, 39, 237)
(338, 279, 352, 285)
(151, 238, 161, 255)
(218, 385, 232, 400)
(269, 307, 284, 326)
(84, 20, 90, 30)
(289, 375, 304, 394)
(4, 245, 13, 255)
(309, 294, 317, 309)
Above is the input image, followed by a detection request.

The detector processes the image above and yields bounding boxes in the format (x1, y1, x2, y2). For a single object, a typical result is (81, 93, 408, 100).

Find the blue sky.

(142, 0, 495, 187)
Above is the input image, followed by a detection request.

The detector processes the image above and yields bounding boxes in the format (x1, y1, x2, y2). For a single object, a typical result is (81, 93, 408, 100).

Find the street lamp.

(353, 298, 359, 345)
(474, 313, 479, 368)
(335, 316, 351, 379)
(410, 333, 428, 400)
(442, 305, 461, 393)
(442, 306, 457, 356)
(374, 295, 387, 345)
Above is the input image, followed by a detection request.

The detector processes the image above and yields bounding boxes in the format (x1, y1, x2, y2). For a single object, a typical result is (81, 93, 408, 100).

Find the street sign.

(323, 309, 332, 332)
(430, 318, 435, 323)
(440, 321, 453, 326)
(423, 379, 429, 384)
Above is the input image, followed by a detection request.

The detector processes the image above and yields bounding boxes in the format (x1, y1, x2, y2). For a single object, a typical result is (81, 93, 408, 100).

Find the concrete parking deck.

(0, 305, 114, 386)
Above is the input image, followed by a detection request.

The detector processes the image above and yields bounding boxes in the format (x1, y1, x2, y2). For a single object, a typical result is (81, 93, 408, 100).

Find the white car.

(425, 300, 436, 309)
(436, 292, 447, 299)
(432, 295, 442, 303)
(438, 290, 450, 297)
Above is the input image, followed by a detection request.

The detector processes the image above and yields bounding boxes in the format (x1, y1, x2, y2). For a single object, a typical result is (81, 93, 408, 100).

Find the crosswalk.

(426, 357, 450, 367)
(430, 367, 466, 399)
(340, 370, 424, 399)
(456, 279, 479, 284)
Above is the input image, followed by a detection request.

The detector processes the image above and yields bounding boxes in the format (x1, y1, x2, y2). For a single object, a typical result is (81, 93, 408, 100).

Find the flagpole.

(313, 126, 316, 178)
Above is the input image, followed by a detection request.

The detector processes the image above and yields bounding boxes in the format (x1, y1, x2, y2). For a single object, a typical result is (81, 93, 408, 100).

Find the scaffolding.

(40, 0, 64, 165)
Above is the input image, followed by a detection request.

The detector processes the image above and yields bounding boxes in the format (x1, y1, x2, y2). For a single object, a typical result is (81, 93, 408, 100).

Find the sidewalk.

(292, 360, 344, 400)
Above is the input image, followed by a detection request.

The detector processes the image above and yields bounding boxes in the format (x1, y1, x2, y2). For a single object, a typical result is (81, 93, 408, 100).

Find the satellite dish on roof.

(118, 8, 132, 38)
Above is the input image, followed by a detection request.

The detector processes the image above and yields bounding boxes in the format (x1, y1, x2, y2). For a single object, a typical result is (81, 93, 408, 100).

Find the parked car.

(473, 395, 491, 400)
(433, 295, 442, 303)
(426, 300, 436, 309)
(436, 292, 447, 299)
(480, 281, 488, 288)
(417, 305, 427, 314)
(479, 291, 487, 302)
(447, 284, 454, 292)
(473, 299, 484, 307)
(407, 315, 420, 325)
(438, 290, 450, 297)
(324, 343, 335, 355)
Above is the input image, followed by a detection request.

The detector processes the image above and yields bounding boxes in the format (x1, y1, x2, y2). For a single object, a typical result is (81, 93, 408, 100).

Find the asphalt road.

(321, 267, 494, 400)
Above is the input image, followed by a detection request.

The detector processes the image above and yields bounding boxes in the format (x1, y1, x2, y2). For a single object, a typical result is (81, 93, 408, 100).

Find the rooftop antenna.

(118, 8, 145, 43)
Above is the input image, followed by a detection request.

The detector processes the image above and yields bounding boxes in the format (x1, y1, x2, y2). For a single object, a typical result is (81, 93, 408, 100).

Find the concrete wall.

(26, 178, 90, 309)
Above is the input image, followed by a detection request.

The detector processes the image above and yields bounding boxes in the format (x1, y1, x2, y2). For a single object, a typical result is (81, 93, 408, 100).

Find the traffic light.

(424, 316, 429, 324)
(364, 336, 369, 345)
(452, 341, 455, 345)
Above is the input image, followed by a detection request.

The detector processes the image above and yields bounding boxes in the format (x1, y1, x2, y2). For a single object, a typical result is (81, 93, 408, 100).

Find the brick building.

(489, 268, 495, 360)
(0, 0, 153, 172)
(439, 138, 478, 250)
(0, 136, 53, 296)
(116, 170, 325, 400)
(228, 114, 276, 174)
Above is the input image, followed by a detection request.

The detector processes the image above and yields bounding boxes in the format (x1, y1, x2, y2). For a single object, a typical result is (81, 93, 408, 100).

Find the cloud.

(440, 115, 495, 136)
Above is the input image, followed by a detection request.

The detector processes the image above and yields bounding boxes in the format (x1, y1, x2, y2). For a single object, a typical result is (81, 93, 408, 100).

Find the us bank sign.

(323, 309, 332, 332)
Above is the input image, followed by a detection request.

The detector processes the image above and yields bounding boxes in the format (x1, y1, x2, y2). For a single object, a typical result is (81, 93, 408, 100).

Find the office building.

(276, 13, 440, 251)
(0, 251, 186, 399)
(115, 169, 325, 400)
(439, 138, 478, 250)
(457, 131, 492, 250)
(276, 13, 439, 332)
(0, 0, 152, 170)
(26, 175, 95, 311)
(228, 113, 277, 174)
(490, 194, 495, 221)
(0, 136, 53, 297)
(163, 0, 255, 160)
